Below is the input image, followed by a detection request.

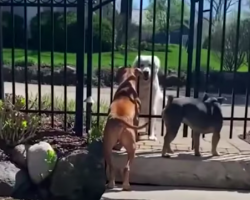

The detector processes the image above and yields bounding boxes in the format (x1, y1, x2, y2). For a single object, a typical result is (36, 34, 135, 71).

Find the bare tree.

(212, 19, 249, 71)
(207, 0, 238, 24)
(186, 0, 238, 26)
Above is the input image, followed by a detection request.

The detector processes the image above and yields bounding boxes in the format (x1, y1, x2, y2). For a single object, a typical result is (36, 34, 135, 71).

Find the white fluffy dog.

(132, 55, 164, 141)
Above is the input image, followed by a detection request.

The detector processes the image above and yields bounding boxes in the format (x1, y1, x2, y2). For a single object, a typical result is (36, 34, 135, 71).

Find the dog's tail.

(109, 115, 148, 130)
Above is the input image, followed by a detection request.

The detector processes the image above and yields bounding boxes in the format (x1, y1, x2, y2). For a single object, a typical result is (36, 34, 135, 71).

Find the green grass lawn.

(2, 45, 248, 71)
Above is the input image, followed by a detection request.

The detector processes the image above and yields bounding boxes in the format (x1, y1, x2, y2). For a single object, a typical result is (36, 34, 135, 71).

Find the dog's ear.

(216, 97, 227, 104)
(135, 68, 142, 76)
(115, 66, 126, 83)
(132, 56, 139, 68)
(202, 93, 209, 102)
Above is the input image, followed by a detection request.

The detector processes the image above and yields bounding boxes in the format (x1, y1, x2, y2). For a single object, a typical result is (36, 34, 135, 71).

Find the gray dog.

(161, 93, 226, 157)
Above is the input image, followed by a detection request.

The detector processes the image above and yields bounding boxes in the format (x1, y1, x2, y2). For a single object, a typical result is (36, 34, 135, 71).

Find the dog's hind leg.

(193, 132, 201, 157)
(103, 129, 119, 189)
(120, 131, 136, 191)
(162, 124, 180, 157)
(211, 132, 220, 156)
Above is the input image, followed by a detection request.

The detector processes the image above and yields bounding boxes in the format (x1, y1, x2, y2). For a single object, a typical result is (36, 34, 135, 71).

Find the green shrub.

(140, 41, 148, 51)
(30, 11, 64, 52)
(55, 11, 77, 52)
(30, 11, 113, 53)
(92, 15, 113, 52)
(0, 95, 40, 148)
(88, 101, 109, 143)
(2, 11, 24, 48)
(14, 58, 36, 67)
(145, 43, 166, 52)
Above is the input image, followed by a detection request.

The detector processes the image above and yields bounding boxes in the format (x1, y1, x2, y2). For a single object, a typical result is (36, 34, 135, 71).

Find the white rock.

(11, 144, 30, 168)
(27, 142, 57, 184)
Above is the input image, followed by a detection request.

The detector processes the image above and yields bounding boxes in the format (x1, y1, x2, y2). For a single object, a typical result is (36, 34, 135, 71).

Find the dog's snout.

(143, 71, 149, 76)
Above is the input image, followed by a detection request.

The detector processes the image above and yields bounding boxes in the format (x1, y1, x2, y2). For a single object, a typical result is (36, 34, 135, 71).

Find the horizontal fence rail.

(0, 0, 249, 140)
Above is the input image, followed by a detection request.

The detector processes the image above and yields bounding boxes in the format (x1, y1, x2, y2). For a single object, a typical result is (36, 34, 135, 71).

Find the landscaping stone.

(10, 144, 30, 169)
(0, 161, 32, 197)
(50, 140, 106, 200)
(27, 141, 57, 184)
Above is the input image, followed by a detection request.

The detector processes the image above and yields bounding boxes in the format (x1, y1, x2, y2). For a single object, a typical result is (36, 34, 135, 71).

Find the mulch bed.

(32, 129, 88, 158)
(0, 117, 88, 161)
(238, 131, 250, 144)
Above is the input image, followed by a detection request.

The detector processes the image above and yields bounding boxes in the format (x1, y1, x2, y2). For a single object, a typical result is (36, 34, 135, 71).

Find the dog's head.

(115, 65, 142, 84)
(132, 55, 160, 81)
(202, 93, 227, 105)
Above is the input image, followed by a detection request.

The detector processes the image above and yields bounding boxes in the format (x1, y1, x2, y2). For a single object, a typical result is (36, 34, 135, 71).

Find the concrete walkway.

(102, 185, 250, 200)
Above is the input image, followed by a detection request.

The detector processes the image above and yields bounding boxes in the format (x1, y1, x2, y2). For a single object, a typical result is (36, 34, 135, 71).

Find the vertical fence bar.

(205, 0, 213, 93)
(63, 1, 68, 130)
(75, 0, 85, 136)
(136, 0, 143, 106)
(148, 0, 157, 138)
(183, 0, 196, 137)
(177, 0, 185, 97)
(97, 0, 102, 126)
(124, 0, 129, 67)
(137, 0, 143, 71)
(37, 1, 42, 115)
(11, 1, 15, 103)
(229, 0, 242, 138)
(0, 5, 3, 137)
(192, 0, 203, 147)
(161, 0, 171, 136)
(50, 2, 54, 127)
(218, 0, 227, 97)
(194, 0, 203, 98)
(86, 0, 93, 134)
(110, 1, 115, 103)
(24, 0, 29, 111)
(243, 39, 250, 138)
(0, 6, 3, 100)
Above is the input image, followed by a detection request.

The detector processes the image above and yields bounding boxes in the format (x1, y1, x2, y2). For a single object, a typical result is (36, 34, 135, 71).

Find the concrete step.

(110, 149, 250, 190)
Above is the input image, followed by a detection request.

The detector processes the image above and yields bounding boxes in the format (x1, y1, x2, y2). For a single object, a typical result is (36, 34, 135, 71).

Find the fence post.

(192, 0, 204, 149)
(194, 0, 203, 98)
(85, 0, 94, 136)
(0, 6, 3, 100)
(75, 0, 85, 136)
(183, 0, 196, 137)
(0, 6, 3, 135)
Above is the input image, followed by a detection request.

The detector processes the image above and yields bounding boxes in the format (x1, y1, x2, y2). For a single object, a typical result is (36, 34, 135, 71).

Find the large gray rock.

(10, 144, 30, 169)
(50, 140, 106, 200)
(0, 161, 31, 197)
(27, 141, 57, 184)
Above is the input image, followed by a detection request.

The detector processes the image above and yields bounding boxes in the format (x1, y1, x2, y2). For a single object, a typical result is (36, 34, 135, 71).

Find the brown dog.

(103, 66, 148, 191)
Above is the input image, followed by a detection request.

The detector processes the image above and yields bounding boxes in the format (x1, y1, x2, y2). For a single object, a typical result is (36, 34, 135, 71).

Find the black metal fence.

(0, 0, 249, 139)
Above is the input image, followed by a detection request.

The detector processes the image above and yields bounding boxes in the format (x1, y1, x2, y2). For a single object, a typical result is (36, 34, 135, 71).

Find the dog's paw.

(122, 184, 131, 191)
(106, 181, 116, 189)
(194, 152, 201, 157)
(149, 135, 157, 141)
(212, 151, 220, 156)
(166, 149, 174, 154)
(162, 154, 171, 158)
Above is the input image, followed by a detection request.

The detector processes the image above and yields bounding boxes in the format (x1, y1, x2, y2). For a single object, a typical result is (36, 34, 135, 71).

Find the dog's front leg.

(193, 132, 201, 157)
(148, 107, 157, 141)
(211, 132, 220, 156)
